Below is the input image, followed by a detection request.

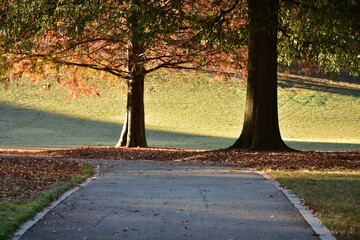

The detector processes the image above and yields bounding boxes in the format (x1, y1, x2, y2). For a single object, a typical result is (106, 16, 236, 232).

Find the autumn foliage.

(1, 0, 248, 96)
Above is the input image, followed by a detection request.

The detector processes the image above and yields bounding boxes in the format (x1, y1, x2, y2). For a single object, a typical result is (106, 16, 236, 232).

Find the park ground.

(1, 148, 360, 240)
(0, 70, 359, 239)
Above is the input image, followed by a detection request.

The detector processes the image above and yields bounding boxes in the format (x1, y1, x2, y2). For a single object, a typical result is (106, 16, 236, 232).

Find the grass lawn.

(0, 69, 359, 150)
(0, 69, 359, 239)
(267, 170, 360, 240)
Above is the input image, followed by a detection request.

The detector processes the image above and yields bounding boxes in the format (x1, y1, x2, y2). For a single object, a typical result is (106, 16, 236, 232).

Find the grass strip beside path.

(0, 157, 93, 240)
(267, 170, 360, 240)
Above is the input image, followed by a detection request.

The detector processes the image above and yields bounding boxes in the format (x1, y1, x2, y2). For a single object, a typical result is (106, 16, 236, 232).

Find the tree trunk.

(115, 62, 148, 148)
(115, 5, 148, 148)
(230, 0, 291, 151)
(116, 74, 147, 148)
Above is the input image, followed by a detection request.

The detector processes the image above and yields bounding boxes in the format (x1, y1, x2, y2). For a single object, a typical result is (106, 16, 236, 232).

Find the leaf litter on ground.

(1, 147, 359, 170)
(1, 147, 358, 240)
(1, 147, 359, 200)
(0, 156, 89, 200)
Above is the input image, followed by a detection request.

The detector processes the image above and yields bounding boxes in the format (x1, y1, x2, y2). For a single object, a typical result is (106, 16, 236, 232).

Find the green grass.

(1, 70, 359, 239)
(277, 73, 360, 142)
(0, 165, 92, 240)
(0, 69, 359, 150)
(267, 170, 360, 240)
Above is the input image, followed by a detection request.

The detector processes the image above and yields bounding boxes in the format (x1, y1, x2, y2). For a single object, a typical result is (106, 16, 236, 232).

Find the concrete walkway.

(19, 160, 320, 240)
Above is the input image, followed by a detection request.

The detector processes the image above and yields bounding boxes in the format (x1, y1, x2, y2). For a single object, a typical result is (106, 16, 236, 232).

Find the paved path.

(19, 160, 319, 240)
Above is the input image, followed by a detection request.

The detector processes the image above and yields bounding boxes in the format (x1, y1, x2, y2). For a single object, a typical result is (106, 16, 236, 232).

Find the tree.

(229, 0, 290, 150)
(228, 0, 359, 151)
(278, 0, 359, 76)
(1, 0, 239, 148)
(4, 0, 356, 151)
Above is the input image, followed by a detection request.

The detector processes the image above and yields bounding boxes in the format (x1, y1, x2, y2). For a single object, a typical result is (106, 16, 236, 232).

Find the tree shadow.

(0, 102, 235, 150)
(278, 75, 360, 98)
(0, 102, 359, 151)
(286, 140, 360, 152)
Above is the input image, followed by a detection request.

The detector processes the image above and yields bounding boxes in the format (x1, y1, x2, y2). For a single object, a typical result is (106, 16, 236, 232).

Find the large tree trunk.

(115, 56, 148, 148)
(115, 74, 147, 148)
(115, 57, 148, 147)
(230, 0, 291, 151)
(115, 5, 148, 148)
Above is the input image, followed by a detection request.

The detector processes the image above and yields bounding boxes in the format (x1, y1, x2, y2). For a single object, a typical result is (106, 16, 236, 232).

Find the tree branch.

(11, 51, 131, 79)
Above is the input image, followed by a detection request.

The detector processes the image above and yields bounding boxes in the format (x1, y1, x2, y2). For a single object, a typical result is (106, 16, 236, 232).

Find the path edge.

(256, 170, 337, 240)
(10, 165, 100, 240)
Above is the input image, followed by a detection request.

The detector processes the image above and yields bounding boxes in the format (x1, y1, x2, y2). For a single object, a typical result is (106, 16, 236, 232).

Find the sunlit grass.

(1, 69, 359, 240)
(277, 73, 360, 142)
(267, 170, 360, 240)
(0, 70, 359, 149)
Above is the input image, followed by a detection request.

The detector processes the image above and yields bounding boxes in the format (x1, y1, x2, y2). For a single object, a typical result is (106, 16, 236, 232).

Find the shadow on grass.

(285, 140, 360, 152)
(0, 103, 359, 151)
(278, 76, 360, 98)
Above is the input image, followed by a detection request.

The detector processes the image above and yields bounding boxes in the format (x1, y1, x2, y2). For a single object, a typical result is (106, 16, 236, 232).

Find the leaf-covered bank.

(0, 157, 92, 240)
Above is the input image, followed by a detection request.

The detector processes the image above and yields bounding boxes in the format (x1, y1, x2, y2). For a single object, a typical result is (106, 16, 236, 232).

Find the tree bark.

(116, 73, 147, 148)
(230, 0, 291, 151)
(116, 4, 148, 148)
